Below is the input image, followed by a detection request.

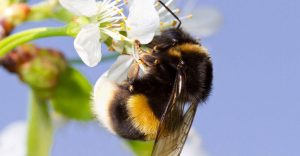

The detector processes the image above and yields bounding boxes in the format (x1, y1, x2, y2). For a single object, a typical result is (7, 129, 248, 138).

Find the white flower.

(182, 7, 222, 38)
(127, 0, 160, 44)
(181, 129, 208, 156)
(157, 0, 222, 38)
(96, 55, 135, 83)
(59, 0, 130, 67)
(0, 121, 27, 156)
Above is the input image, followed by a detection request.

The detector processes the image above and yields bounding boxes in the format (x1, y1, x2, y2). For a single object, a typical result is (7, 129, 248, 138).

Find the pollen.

(127, 94, 160, 140)
(172, 20, 177, 27)
(120, 36, 125, 41)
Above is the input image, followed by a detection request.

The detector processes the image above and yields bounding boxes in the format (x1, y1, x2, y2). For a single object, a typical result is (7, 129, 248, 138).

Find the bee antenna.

(158, 0, 182, 29)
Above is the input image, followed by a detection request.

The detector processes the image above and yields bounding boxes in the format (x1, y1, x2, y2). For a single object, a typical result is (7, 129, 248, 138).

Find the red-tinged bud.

(0, 17, 14, 39)
(0, 44, 37, 72)
(0, 3, 31, 27)
(0, 44, 67, 98)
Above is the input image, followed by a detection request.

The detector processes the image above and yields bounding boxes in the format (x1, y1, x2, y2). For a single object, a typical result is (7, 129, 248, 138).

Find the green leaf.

(126, 140, 154, 156)
(51, 67, 93, 121)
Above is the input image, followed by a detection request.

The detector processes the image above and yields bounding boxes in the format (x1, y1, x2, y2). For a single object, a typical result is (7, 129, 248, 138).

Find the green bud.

(0, 44, 67, 99)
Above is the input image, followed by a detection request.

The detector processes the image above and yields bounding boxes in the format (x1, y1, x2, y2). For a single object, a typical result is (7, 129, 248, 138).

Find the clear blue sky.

(1, 0, 299, 156)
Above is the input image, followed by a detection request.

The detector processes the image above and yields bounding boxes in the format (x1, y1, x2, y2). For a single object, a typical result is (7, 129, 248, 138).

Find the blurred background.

(1, 0, 300, 156)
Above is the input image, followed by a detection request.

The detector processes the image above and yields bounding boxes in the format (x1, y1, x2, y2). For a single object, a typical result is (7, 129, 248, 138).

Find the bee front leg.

(134, 40, 158, 67)
(127, 62, 140, 81)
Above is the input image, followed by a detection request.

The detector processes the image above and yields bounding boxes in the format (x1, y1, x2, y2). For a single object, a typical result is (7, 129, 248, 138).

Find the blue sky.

(1, 0, 300, 156)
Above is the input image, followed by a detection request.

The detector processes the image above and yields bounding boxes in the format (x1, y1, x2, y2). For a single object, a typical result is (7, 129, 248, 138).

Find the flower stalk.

(0, 26, 69, 57)
(27, 91, 53, 156)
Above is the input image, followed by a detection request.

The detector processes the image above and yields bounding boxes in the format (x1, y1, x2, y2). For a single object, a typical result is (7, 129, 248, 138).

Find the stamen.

(116, 2, 126, 8)
(158, 0, 174, 13)
(160, 8, 180, 19)
(180, 14, 193, 20)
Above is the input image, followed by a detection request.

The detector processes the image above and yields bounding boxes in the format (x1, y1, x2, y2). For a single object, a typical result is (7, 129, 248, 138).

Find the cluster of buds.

(0, 3, 31, 39)
(0, 44, 67, 98)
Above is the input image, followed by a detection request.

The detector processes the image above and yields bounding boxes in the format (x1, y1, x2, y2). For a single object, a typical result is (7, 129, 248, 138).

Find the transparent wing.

(151, 70, 199, 156)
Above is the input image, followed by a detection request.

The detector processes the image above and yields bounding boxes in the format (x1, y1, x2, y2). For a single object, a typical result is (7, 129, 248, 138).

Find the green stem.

(28, 0, 73, 23)
(0, 27, 69, 57)
(27, 91, 53, 156)
(9, 0, 27, 3)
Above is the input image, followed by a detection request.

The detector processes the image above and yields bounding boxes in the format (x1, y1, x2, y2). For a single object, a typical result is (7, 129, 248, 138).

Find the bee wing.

(151, 71, 198, 156)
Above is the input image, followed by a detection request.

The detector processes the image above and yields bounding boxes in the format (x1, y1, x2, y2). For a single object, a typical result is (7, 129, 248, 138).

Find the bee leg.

(127, 62, 140, 81)
(134, 40, 159, 67)
(126, 62, 140, 92)
(140, 53, 159, 67)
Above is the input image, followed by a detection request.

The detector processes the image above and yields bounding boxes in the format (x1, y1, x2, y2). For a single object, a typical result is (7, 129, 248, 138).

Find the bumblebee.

(93, 1, 213, 156)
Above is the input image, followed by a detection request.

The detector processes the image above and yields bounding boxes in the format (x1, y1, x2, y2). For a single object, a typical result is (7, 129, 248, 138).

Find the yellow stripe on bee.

(177, 43, 209, 56)
(168, 48, 182, 57)
(127, 94, 160, 140)
(168, 44, 209, 58)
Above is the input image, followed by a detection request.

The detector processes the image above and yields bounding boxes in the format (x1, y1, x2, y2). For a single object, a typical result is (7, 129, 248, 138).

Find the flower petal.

(74, 24, 102, 67)
(0, 121, 27, 156)
(101, 28, 131, 42)
(59, 0, 98, 17)
(181, 129, 208, 156)
(99, 55, 134, 83)
(182, 7, 223, 38)
(127, 0, 160, 44)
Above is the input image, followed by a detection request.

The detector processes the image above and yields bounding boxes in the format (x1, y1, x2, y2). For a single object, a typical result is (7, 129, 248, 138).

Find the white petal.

(74, 24, 102, 67)
(180, 0, 199, 15)
(0, 121, 27, 156)
(181, 129, 208, 156)
(127, 1, 160, 44)
(101, 29, 131, 42)
(128, 0, 156, 6)
(127, 0, 133, 6)
(59, 0, 98, 17)
(99, 55, 134, 83)
(182, 7, 223, 38)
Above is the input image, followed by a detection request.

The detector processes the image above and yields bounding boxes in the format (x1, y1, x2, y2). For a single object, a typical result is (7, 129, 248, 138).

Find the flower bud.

(0, 44, 67, 98)
(0, 3, 31, 26)
(0, 17, 14, 39)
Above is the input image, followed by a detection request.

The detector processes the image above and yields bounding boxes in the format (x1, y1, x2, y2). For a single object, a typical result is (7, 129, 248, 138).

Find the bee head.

(147, 28, 199, 51)
(147, 28, 208, 70)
